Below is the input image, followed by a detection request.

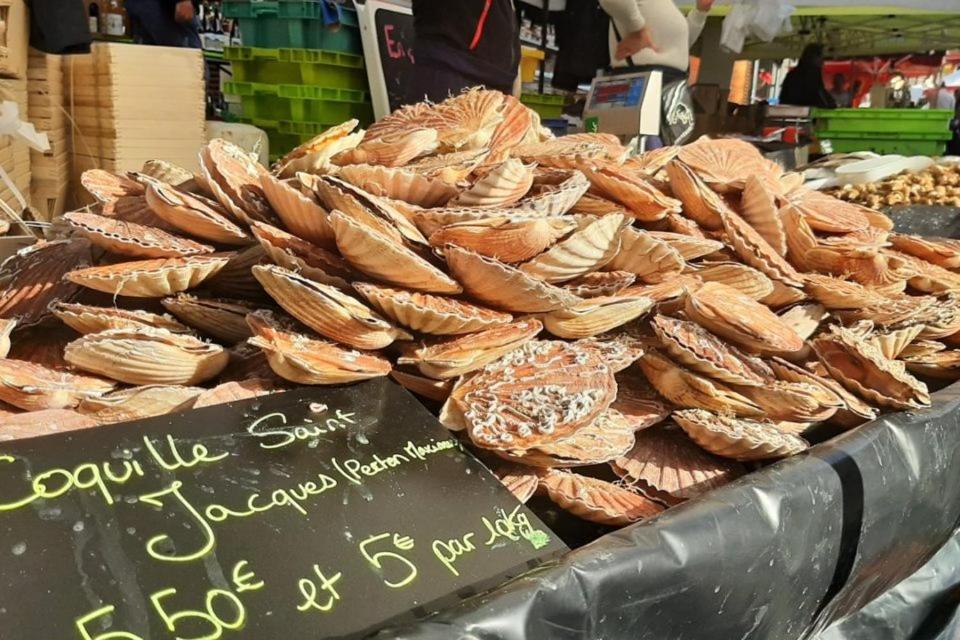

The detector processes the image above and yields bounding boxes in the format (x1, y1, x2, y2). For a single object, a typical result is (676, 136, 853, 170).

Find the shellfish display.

(0, 88, 951, 531)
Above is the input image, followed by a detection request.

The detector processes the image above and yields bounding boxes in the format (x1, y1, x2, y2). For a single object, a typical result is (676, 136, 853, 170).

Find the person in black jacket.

(779, 43, 836, 109)
(125, 0, 201, 48)
(407, 0, 520, 103)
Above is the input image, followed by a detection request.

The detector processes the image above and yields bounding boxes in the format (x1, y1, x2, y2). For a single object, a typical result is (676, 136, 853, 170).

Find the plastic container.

(520, 47, 545, 83)
(222, 1, 361, 52)
(206, 121, 270, 165)
(819, 133, 948, 157)
(520, 92, 568, 119)
(812, 108, 954, 135)
(834, 155, 935, 185)
(224, 81, 372, 124)
(223, 47, 367, 89)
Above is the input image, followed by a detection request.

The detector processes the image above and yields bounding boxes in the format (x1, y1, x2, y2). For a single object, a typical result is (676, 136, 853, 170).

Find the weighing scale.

(583, 70, 663, 144)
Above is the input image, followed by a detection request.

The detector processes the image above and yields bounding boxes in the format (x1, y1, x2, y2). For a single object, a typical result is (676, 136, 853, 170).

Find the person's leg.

(405, 63, 474, 105)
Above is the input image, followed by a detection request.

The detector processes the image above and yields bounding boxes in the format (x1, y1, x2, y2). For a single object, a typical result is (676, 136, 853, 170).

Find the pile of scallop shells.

(1, 88, 958, 527)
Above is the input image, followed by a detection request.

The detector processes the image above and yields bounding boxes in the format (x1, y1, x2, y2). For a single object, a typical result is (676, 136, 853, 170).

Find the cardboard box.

(0, 0, 28, 79)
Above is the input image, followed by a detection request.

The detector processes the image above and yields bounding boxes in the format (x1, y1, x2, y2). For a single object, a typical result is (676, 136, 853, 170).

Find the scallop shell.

(579, 162, 681, 221)
(51, 301, 191, 335)
(273, 119, 362, 177)
(609, 369, 670, 428)
(888, 234, 960, 270)
(161, 294, 259, 344)
(612, 424, 745, 501)
(647, 231, 723, 261)
(78, 385, 203, 424)
(619, 277, 695, 303)
(405, 148, 490, 184)
(900, 340, 947, 358)
(429, 217, 575, 264)
(0, 238, 91, 326)
(638, 351, 763, 417)
(741, 174, 787, 255)
(145, 181, 251, 246)
(0, 319, 13, 358)
(442, 339, 616, 451)
(201, 138, 276, 225)
(605, 226, 685, 283)
(66, 255, 230, 298)
(415, 89, 506, 151)
(141, 159, 196, 187)
(508, 409, 637, 468)
(760, 280, 808, 308)
(628, 145, 681, 175)
(206, 245, 267, 300)
(252, 264, 410, 350)
(0, 360, 116, 411)
(777, 303, 827, 341)
(64, 210, 214, 259)
(673, 409, 809, 461)
(101, 195, 182, 234)
(0, 410, 101, 442)
(492, 464, 541, 503)
(736, 380, 843, 422)
(259, 172, 335, 248)
(338, 164, 458, 207)
(540, 470, 664, 526)
(902, 350, 960, 379)
(397, 318, 543, 380)
(519, 213, 627, 283)
(445, 245, 581, 313)
(514, 139, 614, 168)
(329, 210, 462, 294)
(563, 271, 636, 298)
(718, 207, 803, 288)
(64, 328, 229, 385)
(452, 159, 535, 208)
(511, 170, 591, 217)
(81, 169, 145, 203)
(354, 281, 512, 335)
(652, 315, 769, 387)
(334, 128, 440, 167)
(892, 249, 960, 294)
(664, 160, 727, 229)
(246, 310, 392, 385)
(675, 138, 778, 192)
(802, 274, 888, 310)
(685, 281, 804, 355)
(688, 262, 774, 301)
(251, 221, 353, 289)
(781, 186, 870, 234)
(570, 193, 629, 217)
(484, 94, 537, 163)
(542, 294, 653, 339)
(389, 369, 454, 403)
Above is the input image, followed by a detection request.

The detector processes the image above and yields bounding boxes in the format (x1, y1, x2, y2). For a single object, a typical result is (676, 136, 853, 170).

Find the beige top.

(600, 0, 708, 72)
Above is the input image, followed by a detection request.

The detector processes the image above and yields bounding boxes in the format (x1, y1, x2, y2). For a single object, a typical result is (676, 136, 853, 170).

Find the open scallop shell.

(445, 245, 581, 313)
(902, 350, 960, 379)
(66, 255, 230, 298)
(638, 351, 763, 417)
(507, 409, 637, 468)
(206, 245, 267, 300)
(485, 94, 537, 163)
(429, 216, 576, 264)
(64, 210, 214, 259)
(673, 409, 809, 461)
(605, 226, 685, 284)
(338, 164, 458, 207)
(0, 238, 92, 326)
(740, 174, 787, 256)
(101, 195, 182, 233)
(889, 233, 960, 270)
(781, 186, 870, 234)
(51, 301, 191, 335)
(540, 470, 664, 526)
(252, 264, 410, 349)
(736, 380, 843, 422)
(273, 119, 362, 177)
(0, 318, 13, 358)
(452, 158, 535, 208)
(0, 410, 101, 442)
(718, 206, 803, 288)
(802, 273, 888, 310)
(82, 169, 145, 203)
(542, 294, 653, 339)
(408, 89, 506, 151)
(579, 333, 647, 374)
(398, 318, 543, 380)
(689, 262, 775, 301)
(519, 213, 627, 283)
(647, 231, 723, 261)
(354, 282, 512, 335)
(259, 171, 335, 248)
(570, 193, 629, 217)
(246, 310, 392, 385)
(511, 170, 590, 217)
(663, 160, 727, 229)
(405, 148, 490, 184)
(760, 280, 808, 308)
(579, 162, 681, 221)
(777, 303, 827, 341)
(513, 139, 612, 169)
(329, 210, 461, 294)
(334, 128, 440, 167)
(563, 271, 636, 298)
(685, 281, 804, 355)
(78, 385, 203, 424)
(891, 249, 960, 294)
(619, 276, 698, 303)
(492, 464, 541, 503)
(251, 221, 353, 289)
(0, 359, 116, 411)
(389, 369, 455, 403)
(192, 378, 281, 409)
(161, 294, 259, 344)
(201, 138, 276, 225)
(65, 328, 229, 385)
(608, 369, 670, 428)
(675, 138, 778, 193)
(145, 181, 251, 246)
(612, 424, 745, 501)
(141, 159, 196, 187)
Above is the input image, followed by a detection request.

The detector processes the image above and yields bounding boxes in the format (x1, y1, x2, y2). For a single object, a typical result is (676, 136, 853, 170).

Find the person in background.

(125, 0, 201, 48)
(600, 0, 712, 74)
(779, 43, 836, 109)
(886, 73, 911, 108)
(829, 73, 852, 108)
(931, 83, 957, 111)
(407, 0, 520, 104)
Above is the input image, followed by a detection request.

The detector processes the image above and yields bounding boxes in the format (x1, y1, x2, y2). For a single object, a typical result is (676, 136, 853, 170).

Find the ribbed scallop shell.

(66, 255, 230, 298)
(81, 169, 145, 203)
(429, 217, 576, 264)
(260, 172, 335, 248)
(663, 160, 727, 229)
(542, 294, 653, 339)
(736, 380, 842, 422)
(718, 207, 803, 288)
(540, 470, 664, 526)
(0, 318, 13, 358)
(78, 385, 203, 424)
(329, 210, 462, 294)
(802, 273, 888, 310)
(741, 174, 787, 255)
(64, 328, 229, 385)
(405, 148, 490, 184)
(51, 301, 191, 335)
(398, 318, 543, 380)
(101, 195, 181, 233)
(519, 213, 626, 283)
(0, 410, 101, 442)
(141, 159, 195, 187)
(780, 186, 870, 234)
(563, 271, 636, 298)
(389, 369, 454, 403)
(161, 294, 259, 344)
(200, 138, 276, 225)
(206, 245, 267, 300)
(638, 351, 762, 417)
(508, 409, 637, 468)
(452, 159, 535, 208)
(339, 164, 458, 208)
(273, 119, 362, 177)
(579, 163, 681, 221)
(511, 170, 590, 217)
(252, 264, 410, 349)
(251, 221, 353, 289)
(145, 181, 251, 246)
(513, 139, 613, 168)
(688, 262, 774, 301)
(889, 233, 960, 270)
(580, 334, 647, 374)
(675, 138, 778, 192)
(64, 210, 214, 259)
(444, 245, 581, 313)
(192, 378, 280, 408)
(605, 226, 685, 284)
(673, 409, 809, 461)
(354, 282, 512, 335)
(902, 350, 960, 380)
(652, 315, 768, 387)
(647, 231, 723, 261)
(334, 128, 440, 167)
(0, 359, 116, 411)
(760, 280, 808, 308)
(492, 464, 541, 503)
(871, 325, 924, 360)
(0, 238, 91, 326)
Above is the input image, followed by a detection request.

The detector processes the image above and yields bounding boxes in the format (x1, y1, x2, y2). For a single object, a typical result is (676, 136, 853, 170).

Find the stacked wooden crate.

(27, 49, 70, 221)
(0, 78, 31, 219)
(66, 42, 205, 202)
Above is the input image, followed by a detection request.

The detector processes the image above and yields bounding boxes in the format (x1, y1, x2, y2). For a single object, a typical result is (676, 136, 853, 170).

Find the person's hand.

(696, 0, 715, 11)
(174, 0, 195, 24)
(615, 27, 657, 61)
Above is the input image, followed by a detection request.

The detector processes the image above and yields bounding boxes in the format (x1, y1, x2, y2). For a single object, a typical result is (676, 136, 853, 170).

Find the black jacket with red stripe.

(412, 0, 520, 92)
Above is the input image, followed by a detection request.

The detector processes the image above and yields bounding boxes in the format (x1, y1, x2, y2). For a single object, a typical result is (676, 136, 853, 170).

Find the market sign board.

(357, 0, 415, 119)
(0, 380, 565, 639)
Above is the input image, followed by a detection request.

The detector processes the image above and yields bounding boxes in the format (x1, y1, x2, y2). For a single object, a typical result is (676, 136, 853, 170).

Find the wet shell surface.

(145, 181, 251, 246)
(519, 213, 627, 283)
(0, 359, 116, 411)
(64, 328, 229, 386)
(51, 301, 191, 335)
(673, 409, 809, 461)
(161, 294, 260, 344)
(428, 217, 576, 264)
(64, 210, 215, 259)
(354, 282, 512, 335)
(65, 255, 231, 298)
(540, 470, 664, 526)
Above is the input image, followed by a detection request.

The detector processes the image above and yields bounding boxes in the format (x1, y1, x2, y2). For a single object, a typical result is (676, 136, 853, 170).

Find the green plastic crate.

(520, 92, 568, 119)
(224, 81, 372, 124)
(812, 108, 953, 135)
(224, 47, 367, 89)
(222, 1, 361, 52)
(818, 130, 949, 156)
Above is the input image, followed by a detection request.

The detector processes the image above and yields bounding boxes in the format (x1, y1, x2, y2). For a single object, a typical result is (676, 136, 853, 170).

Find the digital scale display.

(589, 77, 647, 110)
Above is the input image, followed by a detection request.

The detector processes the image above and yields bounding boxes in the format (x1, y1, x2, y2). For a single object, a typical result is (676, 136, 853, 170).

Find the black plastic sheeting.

(377, 206, 960, 640)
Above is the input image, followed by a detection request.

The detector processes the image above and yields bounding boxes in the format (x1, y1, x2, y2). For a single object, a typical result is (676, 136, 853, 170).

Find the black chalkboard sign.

(374, 5, 415, 113)
(0, 380, 565, 639)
